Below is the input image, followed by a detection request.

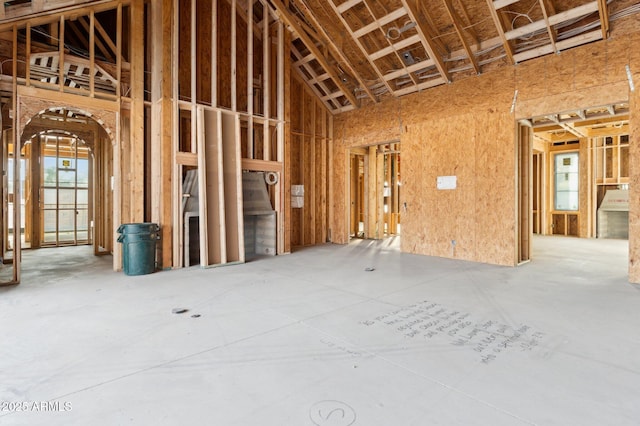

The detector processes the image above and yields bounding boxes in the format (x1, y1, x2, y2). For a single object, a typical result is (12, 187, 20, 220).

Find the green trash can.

(117, 223, 160, 276)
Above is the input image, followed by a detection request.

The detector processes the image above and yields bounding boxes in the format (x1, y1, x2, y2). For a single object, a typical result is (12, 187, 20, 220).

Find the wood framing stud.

(597, 0, 609, 39)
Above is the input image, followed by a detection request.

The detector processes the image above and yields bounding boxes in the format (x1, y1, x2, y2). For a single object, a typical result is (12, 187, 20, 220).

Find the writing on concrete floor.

(360, 300, 545, 364)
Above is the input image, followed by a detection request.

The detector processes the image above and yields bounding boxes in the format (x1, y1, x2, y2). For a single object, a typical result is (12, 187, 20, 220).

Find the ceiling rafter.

(454, 0, 479, 46)
(290, 43, 352, 112)
(76, 15, 113, 61)
(291, 0, 377, 103)
(545, 114, 586, 138)
(369, 0, 420, 88)
(538, 0, 558, 54)
(401, 0, 450, 83)
(485, 0, 516, 64)
(325, 0, 396, 96)
(442, 0, 480, 75)
(414, 1, 449, 58)
(597, 0, 609, 39)
(270, 0, 359, 108)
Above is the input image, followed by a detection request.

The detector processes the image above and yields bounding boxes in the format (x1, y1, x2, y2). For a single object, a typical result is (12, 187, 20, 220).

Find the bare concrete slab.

(0, 236, 638, 425)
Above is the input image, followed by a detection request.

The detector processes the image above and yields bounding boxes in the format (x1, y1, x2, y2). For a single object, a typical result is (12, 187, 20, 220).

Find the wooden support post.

(282, 24, 291, 254)
(89, 12, 95, 97)
(13, 24, 20, 283)
(263, 1, 270, 161)
(116, 3, 122, 97)
(211, 0, 217, 107)
(151, 0, 174, 269)
(25, 22, 30, 86)
(130, 0, 145, 223)
(376, 147, 384, 238)
(350, 154, 358, 236)
(517, 123, 532, 263)
(327, 115, 334, 242)
(366, 145, 377, 238)
(320, 108, 327, 243)
(58, 16, 65, 90)
(247, 0, 254, 159)
(190, 0, 197, 155)
(231, 0, 237, 111)
(276, 19, 284, 253)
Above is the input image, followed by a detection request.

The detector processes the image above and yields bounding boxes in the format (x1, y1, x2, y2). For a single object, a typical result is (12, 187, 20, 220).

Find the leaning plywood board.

(198, 107, 226, 266)
(221, 111, 244, 263)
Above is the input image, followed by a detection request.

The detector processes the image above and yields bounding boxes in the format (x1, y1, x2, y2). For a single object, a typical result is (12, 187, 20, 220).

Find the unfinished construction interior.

(2, 0, 640, 424)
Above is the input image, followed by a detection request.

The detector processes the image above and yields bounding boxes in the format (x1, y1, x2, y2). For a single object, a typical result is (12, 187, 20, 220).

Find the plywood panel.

(628, 83, 640, 283)
(221, 111, 243, 262)
(199, 108, 224, 265)
(544, 49, 575, 95)
(574, 43, 606, 91)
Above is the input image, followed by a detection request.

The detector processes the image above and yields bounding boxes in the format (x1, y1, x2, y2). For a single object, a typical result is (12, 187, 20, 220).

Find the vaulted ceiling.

(270, 0, 640, 114)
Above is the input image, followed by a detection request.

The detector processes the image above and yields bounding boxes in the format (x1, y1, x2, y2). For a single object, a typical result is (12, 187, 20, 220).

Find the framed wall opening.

(519, 101, 629, 271)
(0, 106, 114, 285)
(349, 141, 401, 242)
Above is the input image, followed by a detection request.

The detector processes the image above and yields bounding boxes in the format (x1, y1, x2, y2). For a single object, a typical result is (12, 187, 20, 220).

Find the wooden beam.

(241, 158, 283, 172)
(116, 3, 122, 97)
(337, 0, 362, 14)
(597, 0, 609, 39)
(247, 0, 254, 159)
(454, 0, 479, 45)
(538, 0, 558, 53)
(231, 0, 237, 111)
(414, 1, 449, 60)
(263, 0, 269, 159)
(0, 0, 126, 31)
(92, 13, 118, 55)
(271, 0, 359, 107)
(325, 0, 394, 96)
(211, 0, 217, 106)
(443, 0, 479, 74)
(12, 24, 20, 283)
(353, 8, 406, 38)
(89, 12, 95, 96)
(25, 22, 30, 86)
(129, 0, 145, 222)
(59, 16, 65, 90)
(17, 85, 120, 111)
(401, 0, 450, 83)
(77, 16, 114, 62)
(485, 0, 515, 64)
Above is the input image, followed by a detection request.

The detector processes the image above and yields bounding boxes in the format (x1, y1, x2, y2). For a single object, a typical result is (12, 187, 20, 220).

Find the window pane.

(43, 157, 57, 185)
(43, 188, 57, 209)
(555, 153, 579, 211)
(58, 170, 76, 187)
(77, 159, 89, 188)
(58, 189, 76, 209)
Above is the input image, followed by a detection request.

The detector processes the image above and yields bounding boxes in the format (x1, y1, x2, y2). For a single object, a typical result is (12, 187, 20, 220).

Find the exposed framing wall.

(290, 74, 333, 248)
(334, 31, 640, 277)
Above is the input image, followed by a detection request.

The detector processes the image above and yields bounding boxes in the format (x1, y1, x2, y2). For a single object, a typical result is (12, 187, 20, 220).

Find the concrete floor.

(0, 235, 638, 425)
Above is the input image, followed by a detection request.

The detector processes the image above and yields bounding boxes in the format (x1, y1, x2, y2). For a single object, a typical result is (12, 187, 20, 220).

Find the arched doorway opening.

(0, 107, 114, 283)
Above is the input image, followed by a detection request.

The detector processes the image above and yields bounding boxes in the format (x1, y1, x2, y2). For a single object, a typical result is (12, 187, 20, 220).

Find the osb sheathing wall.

(335, 31, 640, 273)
